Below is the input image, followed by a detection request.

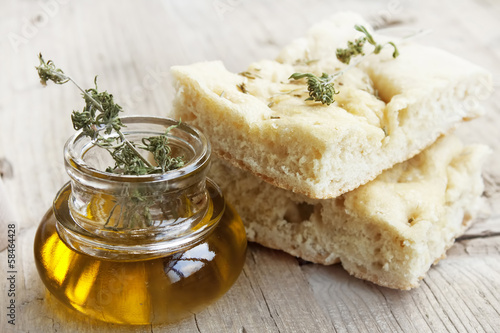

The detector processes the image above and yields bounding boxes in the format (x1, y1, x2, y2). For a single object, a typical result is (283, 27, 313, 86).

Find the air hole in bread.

(335, 196, 345, 209)
(283, 201, 316, 223)
(462, 212, 472, 226)
(373, 261, 385, 270)
(408, 217, 416, 226)
(397, 107, 409, 127)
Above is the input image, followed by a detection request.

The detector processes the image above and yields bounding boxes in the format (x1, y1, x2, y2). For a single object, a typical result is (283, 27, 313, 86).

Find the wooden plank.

(303, 236, 500, 333)
(193, 244, 333, 333)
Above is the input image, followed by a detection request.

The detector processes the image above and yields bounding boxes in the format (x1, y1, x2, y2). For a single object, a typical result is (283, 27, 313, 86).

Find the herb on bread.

(237, 82, 248, 93)
(336, 25, 399, 64)
(288, 72, 339, 105)
(267, 88, 302, 108)
(238, 71, 261, 79)
(289, 25, 400, 106)
(293, 58, 319, 66)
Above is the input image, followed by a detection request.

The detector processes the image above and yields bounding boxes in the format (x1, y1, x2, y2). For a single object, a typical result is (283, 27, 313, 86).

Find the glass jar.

(34, 116, 247, 325)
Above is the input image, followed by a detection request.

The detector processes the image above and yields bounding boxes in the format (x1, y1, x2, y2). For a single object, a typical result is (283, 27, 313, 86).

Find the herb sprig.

(288, 25, 402, 106)
(288, 72, 339, 105)
(336, 25, 399, 65)
(36, 53, 184, 175)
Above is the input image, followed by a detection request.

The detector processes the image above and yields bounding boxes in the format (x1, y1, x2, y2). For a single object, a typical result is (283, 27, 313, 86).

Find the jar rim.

(64, 116, 210, 183)
(55, 179, 225, 260)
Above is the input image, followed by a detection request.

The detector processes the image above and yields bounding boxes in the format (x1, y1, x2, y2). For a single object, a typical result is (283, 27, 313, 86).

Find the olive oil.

(34, 197, 246, 325)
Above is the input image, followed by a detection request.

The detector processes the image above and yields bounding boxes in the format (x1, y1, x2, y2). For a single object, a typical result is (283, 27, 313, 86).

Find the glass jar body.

(34, 182, 246, 325)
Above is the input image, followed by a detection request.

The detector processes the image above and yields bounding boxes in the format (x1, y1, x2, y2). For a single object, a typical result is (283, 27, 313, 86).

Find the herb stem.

(73, 75, 153, 168)
(37, 56, 154, 169)
(117, 131, 154, 168)
(69, 77, 104, 111)
(326, 53, 366, 84)
(327, 30, 422, 84)
(329, 28, 428, 84)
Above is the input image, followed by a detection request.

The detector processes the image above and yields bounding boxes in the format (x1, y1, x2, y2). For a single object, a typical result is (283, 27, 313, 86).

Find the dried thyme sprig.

(37, 54, 186, 229)
(288, 72, 339, 105)
(140, 124, 185, 173)
(335, 36, 366, 65)
(104, 123, 184, 175)
(236, 82, 248, 93)
(238, 71, 261, 79)
(289, 25, 402, 106)
(71, 77, 125, 140)
(36, 53, 184, 175)
(336, 25, 399, 64)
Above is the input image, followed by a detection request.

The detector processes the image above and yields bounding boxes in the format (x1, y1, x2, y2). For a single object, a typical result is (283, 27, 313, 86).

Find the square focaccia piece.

(209, 135, 490, 290)
(172, 12, 491, 199)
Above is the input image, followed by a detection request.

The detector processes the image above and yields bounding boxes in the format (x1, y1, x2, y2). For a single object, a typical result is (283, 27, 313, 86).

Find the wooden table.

(1, 0, 499, 332)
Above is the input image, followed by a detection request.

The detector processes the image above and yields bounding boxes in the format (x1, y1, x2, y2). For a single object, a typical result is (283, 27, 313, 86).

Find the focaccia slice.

(209, 135, 490, 290)
(172, 12, 491, 199)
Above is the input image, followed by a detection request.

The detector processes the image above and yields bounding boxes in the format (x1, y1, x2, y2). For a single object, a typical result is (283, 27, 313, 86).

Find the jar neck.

(55, 116, 221, 260)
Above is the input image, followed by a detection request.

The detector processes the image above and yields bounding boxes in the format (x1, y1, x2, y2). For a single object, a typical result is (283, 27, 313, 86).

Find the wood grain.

(1, 0, 499, 332)
(303, 236, 500, 333)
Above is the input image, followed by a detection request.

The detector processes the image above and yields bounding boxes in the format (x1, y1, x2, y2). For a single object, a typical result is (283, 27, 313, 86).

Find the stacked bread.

(171, 12, 492, 289)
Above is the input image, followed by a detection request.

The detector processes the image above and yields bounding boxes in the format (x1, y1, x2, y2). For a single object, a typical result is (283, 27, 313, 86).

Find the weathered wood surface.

(1, 0, 499, 332)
